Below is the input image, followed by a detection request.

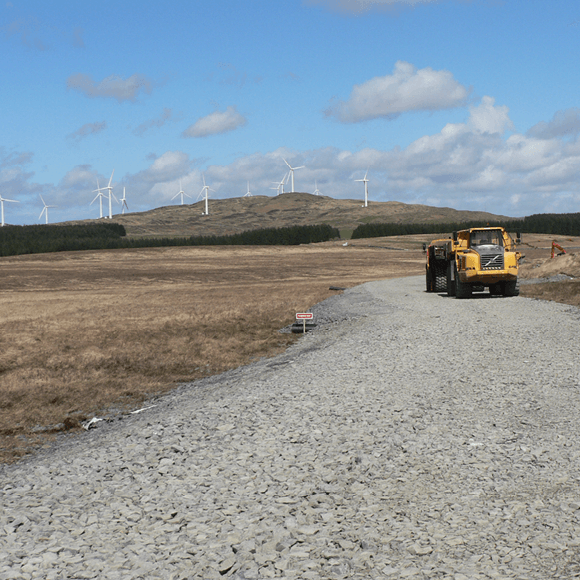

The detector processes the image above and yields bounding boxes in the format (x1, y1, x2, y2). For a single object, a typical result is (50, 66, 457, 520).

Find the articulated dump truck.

(426, 227, 522, 299)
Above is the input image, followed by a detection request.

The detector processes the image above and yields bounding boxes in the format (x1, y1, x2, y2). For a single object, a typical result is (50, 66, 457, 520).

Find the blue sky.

(2, 0, 580, 225)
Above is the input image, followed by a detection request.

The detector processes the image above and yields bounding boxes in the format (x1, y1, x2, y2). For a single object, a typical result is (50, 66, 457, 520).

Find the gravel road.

(2, 275, 580, 580)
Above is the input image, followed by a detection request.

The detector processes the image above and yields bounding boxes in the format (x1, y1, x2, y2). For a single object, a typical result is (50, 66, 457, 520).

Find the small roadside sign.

(296, 312, 314, 333)
(296, 313, 314, 320)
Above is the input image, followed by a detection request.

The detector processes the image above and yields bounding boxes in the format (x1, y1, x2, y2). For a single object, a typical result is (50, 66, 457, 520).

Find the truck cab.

(445, 227, 521, 298)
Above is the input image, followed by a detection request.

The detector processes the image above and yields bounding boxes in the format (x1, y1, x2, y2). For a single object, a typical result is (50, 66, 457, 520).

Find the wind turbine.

(197, 174, 214, 215)
(355, 169, 370, 208)
(0, 195, 18, 227)
(120, 187, 129, 214)
(272, 172, 289, 195)
(313, 180, 321, 196)
(39, 195, 56, 224)
(101, 170, 117, 219)
(283, 159, 305, 193)
(172, 181, 192, 205)
(244, 181, 252, 197)
(91, 179, 107, 218)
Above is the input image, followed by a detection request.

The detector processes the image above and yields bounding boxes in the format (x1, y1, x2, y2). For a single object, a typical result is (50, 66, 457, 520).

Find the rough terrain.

(2, 275, 580, 579)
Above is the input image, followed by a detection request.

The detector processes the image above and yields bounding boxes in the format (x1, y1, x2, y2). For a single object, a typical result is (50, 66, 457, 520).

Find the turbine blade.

(108, 169, 115, 187)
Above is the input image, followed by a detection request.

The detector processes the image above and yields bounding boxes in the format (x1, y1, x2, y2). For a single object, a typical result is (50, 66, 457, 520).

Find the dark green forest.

(351, 213, 580, 239)
(0, 223, 340, 257)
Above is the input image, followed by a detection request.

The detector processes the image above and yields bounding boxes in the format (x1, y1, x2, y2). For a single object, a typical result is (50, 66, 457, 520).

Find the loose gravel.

(2, 275, 580, 580)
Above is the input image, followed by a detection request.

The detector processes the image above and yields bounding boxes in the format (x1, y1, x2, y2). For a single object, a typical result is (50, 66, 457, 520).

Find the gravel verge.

(1, 275, 580, 579)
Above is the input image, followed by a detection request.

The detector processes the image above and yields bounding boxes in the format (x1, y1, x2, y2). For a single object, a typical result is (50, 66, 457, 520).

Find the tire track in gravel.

(2, 275, 580, 579)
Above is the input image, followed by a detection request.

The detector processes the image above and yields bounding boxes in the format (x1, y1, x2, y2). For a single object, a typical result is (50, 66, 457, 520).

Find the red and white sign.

(296, 313, 313, 320)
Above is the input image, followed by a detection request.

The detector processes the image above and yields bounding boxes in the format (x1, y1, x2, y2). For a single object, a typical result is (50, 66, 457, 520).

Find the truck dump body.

(425, 238, 450, 292)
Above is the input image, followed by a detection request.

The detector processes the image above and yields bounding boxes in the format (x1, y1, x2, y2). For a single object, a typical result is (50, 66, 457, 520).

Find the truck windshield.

(469, 230, 503, 247)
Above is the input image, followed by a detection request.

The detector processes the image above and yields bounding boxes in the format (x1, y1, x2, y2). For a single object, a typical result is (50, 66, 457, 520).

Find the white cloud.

(326, 61, 471, 123)
(133, 108, 176, 137)
(182, 106, 247, 138)
(66, 121, 107, 142)
(468, 96, 513, 135)
(66, 73, 154, 103)
(527, 107, 580, 140)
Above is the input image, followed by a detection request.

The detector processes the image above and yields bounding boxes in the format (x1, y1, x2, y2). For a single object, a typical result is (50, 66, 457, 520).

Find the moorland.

(1, 197, 579, 463)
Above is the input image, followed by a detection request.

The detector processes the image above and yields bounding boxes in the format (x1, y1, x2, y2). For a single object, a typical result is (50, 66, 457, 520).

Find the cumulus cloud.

(3, 17, 86, 50)
(66, 121, 107, 142)
(182, 106, 247, 138)
(468, 96, 513, 135)
(0, 148, 33, 168)
(133, 108, 175, 137)
(326, 61, 471, 123)
(3, 16, 47, 50)
(305, 0, 461, 14)
(527, 107, 580, 140)
(66, 73, 154, 103)
(132, 151, 193, 184)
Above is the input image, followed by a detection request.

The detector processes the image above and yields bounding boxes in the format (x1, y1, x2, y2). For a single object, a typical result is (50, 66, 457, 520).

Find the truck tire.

(433, 263, 447, 293)
(446, 263, 456, 297)
(426, 267, 433, 292)
(503, 280, 520, 297)
(455, 265, 472, 299)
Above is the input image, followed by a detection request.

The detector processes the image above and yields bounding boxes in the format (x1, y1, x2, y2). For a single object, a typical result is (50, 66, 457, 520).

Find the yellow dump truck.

(425, 238, 451, 293)
(443, 227, 522, 298)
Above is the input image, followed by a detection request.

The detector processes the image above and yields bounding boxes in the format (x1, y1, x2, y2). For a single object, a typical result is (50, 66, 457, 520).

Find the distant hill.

(68, 193, 514, 239)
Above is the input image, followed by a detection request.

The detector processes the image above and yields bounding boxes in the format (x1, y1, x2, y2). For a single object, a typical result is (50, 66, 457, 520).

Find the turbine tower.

(197, 174, 214, 216)
(283, 159, 305, 193)
(244, 181, 252, 197)
(313, 180, 321, 196)
(91, 179, 107, 218)
(355, 169, 370, 208)
(101, 170, 117, 219)
(120, 187, 129, 214)
(172, 181, 192, 205)
(39, 195, 56, 224)
(0, 195, 18, 227)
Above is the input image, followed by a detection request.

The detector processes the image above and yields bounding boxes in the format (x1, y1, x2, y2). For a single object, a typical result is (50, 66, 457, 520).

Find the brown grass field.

(1, 233, 579, 463)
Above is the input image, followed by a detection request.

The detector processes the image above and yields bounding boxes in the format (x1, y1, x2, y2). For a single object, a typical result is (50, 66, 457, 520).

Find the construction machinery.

(427, 227, 522, 298)
(447, 227, 521, 298)
(551, 241, 567, 259)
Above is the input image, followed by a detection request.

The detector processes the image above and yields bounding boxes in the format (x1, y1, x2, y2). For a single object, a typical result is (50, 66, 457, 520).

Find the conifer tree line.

(0, 223, 340, 257)
(351, 212, 580, 239)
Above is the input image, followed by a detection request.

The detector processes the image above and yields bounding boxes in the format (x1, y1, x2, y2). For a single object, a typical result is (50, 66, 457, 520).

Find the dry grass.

(0, 241, 424, 463)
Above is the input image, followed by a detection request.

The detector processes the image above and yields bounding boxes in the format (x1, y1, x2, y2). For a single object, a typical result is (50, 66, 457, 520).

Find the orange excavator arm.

(551, 241, 567, 259)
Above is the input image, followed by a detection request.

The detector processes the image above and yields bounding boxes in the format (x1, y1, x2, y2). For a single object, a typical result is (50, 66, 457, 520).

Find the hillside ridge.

(70, 193, 514, 238)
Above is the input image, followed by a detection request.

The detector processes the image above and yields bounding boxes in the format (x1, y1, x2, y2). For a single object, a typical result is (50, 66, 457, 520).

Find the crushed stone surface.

(2, 275, 580, 579)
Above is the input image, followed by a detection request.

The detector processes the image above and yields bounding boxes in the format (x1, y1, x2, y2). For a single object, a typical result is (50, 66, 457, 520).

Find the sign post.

(296, 312, 314, 334)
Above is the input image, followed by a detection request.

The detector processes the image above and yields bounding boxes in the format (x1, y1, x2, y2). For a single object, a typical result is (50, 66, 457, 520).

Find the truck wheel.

(503, 280, 520, 297)
(455, 266, 472, 299)
(446, 263, 456, 296)
(434, 263, 447, 293)
(426, 267, 432, 292)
